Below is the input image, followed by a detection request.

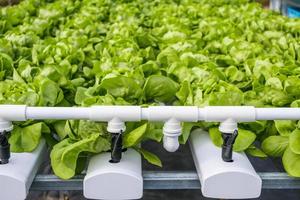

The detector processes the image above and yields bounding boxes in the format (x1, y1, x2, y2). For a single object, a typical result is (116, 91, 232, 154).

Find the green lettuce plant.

(0, 0, 300, 179)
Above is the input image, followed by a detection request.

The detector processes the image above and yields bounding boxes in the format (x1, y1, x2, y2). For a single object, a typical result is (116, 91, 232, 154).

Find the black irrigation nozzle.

(109, 131, 123, 163)
(221, 130, 238, 162)
(0, 130, 10, 164)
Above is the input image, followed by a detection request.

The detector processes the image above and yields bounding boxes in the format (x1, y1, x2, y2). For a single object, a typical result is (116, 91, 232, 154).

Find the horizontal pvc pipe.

(256, 108, 300, 120)
(146, 106, 199, 122)
(198, 108, 206, 121)
(26, 107, 90, 120)
(90, 106, 141, 121)
(141, 108, 149, 119)
(0, 105, 27, 121)
(1, 105, 300, 122)
(203, 106, 256, 122)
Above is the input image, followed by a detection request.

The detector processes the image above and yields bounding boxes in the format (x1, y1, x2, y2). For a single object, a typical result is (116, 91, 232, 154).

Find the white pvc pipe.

(256, 108, 300, 120)
(90, 106, 142, 121)
(1, 105, 300, 122)
(0, 105, 27, 121)
(26, 107, 90, 120)
(145, 106, 199, 122)
(203, 106, 256, 122)
(1, 105, 300, 155)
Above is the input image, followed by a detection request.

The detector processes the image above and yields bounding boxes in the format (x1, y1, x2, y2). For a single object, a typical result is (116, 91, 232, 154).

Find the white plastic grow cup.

(189, 129, 262, 199)
(83, 148, 143, 200)
(0, 139, 46, 200)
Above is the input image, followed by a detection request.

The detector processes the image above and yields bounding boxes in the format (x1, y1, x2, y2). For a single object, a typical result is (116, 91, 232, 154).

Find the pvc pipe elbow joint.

(0, 105, 27, 132)
(163, 118, 181, 152)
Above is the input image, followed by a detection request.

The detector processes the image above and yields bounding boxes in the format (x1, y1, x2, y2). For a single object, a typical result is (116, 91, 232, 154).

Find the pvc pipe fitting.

(0, 105, 27, 133)
(189, 129, 262, 199)
(0, 121, 13, 132)
(145, 106, 198, 152)
(219, 118, 238, 134)
(163, 118, 181, 152)
(107, 118, 126, 133)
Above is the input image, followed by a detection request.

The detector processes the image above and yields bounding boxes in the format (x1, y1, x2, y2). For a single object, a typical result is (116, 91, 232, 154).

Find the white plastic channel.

(189, 129, 262, 199)
(84, 149, 143, 200)
(0, 140, 46, 200)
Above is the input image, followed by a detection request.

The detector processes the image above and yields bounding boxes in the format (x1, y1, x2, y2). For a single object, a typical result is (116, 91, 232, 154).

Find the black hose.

(221, 130, 238, 162)
(109, 131, 123, 163)
(0, 131, 10, 164)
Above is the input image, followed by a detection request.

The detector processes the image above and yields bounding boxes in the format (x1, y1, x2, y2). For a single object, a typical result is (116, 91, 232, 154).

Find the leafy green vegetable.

(289, 129, 300, 154)
(135, 147, 162, 167)
(283, 146, 300, 177)
(261, 136, 289, 157)
(144, 75, 178, 103)
(209, 127, 256, 152)
(9, 122, 50, 152)
(246, 145, 267, 158)
(123, 123, 148, 148)
(100, 76, 142, 101)
(38, 78, 64, 106)
(179, 122, 196, 144)
(1, 0, 300, 178)
(51, 134, 110, 179)
(274, 120, 296, 136)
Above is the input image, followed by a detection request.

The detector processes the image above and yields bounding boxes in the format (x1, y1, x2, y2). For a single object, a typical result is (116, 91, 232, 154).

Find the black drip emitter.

(221, 130, 238, 162)
(107, 118, 126, 163)
(110, 131, 123, 163)
(0, 130, 10, 164)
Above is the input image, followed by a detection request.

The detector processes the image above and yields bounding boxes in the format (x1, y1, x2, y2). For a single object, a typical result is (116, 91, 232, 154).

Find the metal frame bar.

(30, 171, 300, 191)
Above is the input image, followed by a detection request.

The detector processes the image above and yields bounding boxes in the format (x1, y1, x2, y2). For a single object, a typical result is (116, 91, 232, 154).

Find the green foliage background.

(0, 0, 300, 178)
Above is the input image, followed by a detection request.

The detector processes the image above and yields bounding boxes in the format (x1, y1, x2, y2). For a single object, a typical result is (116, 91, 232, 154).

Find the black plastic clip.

(0, 131, 10, 164)
(109, 131, 123, 163)
(221, 130, 238, 162)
